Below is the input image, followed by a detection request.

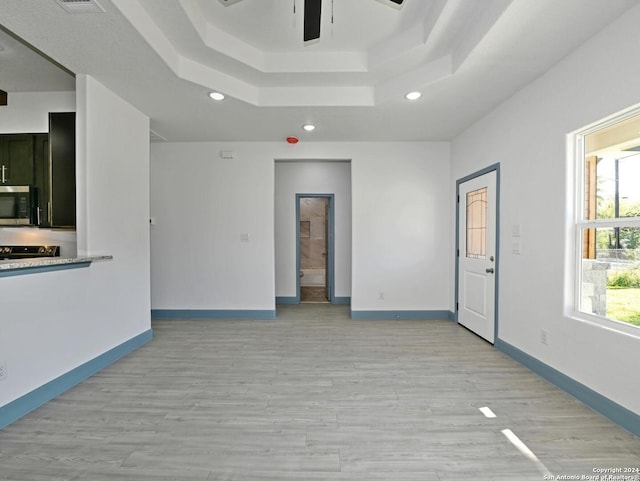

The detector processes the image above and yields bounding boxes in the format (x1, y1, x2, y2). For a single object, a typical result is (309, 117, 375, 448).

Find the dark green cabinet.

(42, 112, 76, 228)
(0, 134, 35, 186)
(33, 133, 49, 226)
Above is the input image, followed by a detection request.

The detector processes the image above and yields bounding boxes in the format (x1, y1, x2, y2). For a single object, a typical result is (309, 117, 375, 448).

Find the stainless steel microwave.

(0, 185, 37, 226)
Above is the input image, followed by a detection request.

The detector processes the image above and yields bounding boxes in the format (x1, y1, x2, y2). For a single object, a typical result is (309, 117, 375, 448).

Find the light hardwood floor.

(1, 304, 639, 480)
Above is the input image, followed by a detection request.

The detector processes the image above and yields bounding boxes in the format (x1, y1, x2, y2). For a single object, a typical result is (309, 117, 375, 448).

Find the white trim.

(573, 133, 586, 317)
(574, 103, 640, 137)
(579, 217, 640, 229)
(568, 312, 640, 340)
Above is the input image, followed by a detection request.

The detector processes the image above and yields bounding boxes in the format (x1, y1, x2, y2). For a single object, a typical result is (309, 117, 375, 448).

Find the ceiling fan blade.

(375, 0, 405, 8)
(304, 0, 322, 42)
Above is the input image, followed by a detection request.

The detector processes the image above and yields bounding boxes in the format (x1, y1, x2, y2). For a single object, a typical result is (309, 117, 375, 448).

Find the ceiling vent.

(54, 0, 105, 14)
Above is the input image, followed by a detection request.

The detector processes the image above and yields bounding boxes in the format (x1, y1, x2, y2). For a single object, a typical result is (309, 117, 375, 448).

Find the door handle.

(486, 268, 494, 274)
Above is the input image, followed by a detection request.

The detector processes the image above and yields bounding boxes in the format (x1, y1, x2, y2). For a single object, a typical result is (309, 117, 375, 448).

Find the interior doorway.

(297, 194, 334, 303)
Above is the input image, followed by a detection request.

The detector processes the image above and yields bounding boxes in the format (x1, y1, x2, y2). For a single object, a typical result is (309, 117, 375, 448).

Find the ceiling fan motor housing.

(217, 0, 404, 42)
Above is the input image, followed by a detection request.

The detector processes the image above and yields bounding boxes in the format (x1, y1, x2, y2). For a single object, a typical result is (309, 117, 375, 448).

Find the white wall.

(0, 76, 151, 408)
(150, 142, 451, 313)
(75, 74, 151, 322)
(150, 142, 276, 311)
(451, 4, 640, 414)
(275, 161, 352, 299)
(0, 91, 75, 133)
(351, 143, 451, 312)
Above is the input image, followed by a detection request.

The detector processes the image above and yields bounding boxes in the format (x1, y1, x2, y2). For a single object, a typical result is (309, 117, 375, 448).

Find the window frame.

(573, 107, 640, 334)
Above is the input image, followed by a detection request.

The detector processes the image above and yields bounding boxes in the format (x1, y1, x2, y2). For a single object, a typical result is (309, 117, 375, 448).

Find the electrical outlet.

(378, 292, 384, 300)
(0, 362, 7, 381)
(540, 329, 549, 346)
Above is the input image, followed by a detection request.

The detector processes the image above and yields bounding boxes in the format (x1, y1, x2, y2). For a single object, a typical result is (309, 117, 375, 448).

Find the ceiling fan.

(217, 0, 405, 43)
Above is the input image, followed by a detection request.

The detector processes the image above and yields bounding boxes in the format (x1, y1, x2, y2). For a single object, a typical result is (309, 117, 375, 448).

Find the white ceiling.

(0, 0, 638, 142)
(0, 26, 75, 93)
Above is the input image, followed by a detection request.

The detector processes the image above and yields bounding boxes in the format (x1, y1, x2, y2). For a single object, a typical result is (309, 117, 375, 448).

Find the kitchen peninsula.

(0, 254, 112, 277)
(0, 74, 151, 432)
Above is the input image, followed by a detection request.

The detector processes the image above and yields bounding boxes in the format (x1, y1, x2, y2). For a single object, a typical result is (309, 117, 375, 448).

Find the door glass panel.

(466, 187, 487, 259)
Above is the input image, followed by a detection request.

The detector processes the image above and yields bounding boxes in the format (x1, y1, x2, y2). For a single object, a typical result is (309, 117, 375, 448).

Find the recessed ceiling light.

(302, 124, 315, 132)
(208, 91, 225, 101)
(405, 91, 422, 101)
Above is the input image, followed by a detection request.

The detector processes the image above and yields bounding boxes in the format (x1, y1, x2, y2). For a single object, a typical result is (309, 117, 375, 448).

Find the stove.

(0, 245, 61, 260)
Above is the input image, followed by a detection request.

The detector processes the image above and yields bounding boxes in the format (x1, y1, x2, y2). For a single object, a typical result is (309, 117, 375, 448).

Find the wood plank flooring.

(1, 304, 639, 480)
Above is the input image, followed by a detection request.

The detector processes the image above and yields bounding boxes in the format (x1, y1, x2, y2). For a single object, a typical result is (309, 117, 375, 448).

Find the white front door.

(457, 170, 497, 343)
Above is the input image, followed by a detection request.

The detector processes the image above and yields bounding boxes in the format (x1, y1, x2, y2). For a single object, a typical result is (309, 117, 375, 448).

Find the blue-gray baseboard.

(276, 297, 298, 305)
(496, 338, 640, 438)
(350, 310, 452, 320)
(333, 297, 351, 305)
(151, 309, 276, 320)
(275, 297, 352, 305)
(0, 329, 153, 430)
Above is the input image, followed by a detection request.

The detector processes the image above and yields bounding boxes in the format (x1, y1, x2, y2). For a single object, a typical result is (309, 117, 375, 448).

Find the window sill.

(568, 310, 640, 339)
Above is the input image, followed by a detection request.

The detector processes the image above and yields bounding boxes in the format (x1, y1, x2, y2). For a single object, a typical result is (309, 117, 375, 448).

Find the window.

(576, 111, 640, 328)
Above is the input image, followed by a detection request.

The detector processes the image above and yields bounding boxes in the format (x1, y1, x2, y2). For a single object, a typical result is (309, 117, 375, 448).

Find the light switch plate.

(512, 239, 521, 254)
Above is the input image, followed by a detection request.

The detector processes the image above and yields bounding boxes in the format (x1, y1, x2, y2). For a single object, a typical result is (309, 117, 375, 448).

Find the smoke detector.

(54, 0, 105, 14)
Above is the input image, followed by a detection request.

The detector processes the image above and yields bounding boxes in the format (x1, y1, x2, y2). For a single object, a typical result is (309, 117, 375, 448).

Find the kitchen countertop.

(0, 255, 113, 276)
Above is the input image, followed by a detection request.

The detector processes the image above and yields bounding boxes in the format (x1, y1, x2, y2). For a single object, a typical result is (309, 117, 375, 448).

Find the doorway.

(297, 194, 334, 303)
(455, 166, 499, 343)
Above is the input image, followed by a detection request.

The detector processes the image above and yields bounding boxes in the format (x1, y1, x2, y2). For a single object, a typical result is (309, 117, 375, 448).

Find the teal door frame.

(296, 193, 335, 303)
